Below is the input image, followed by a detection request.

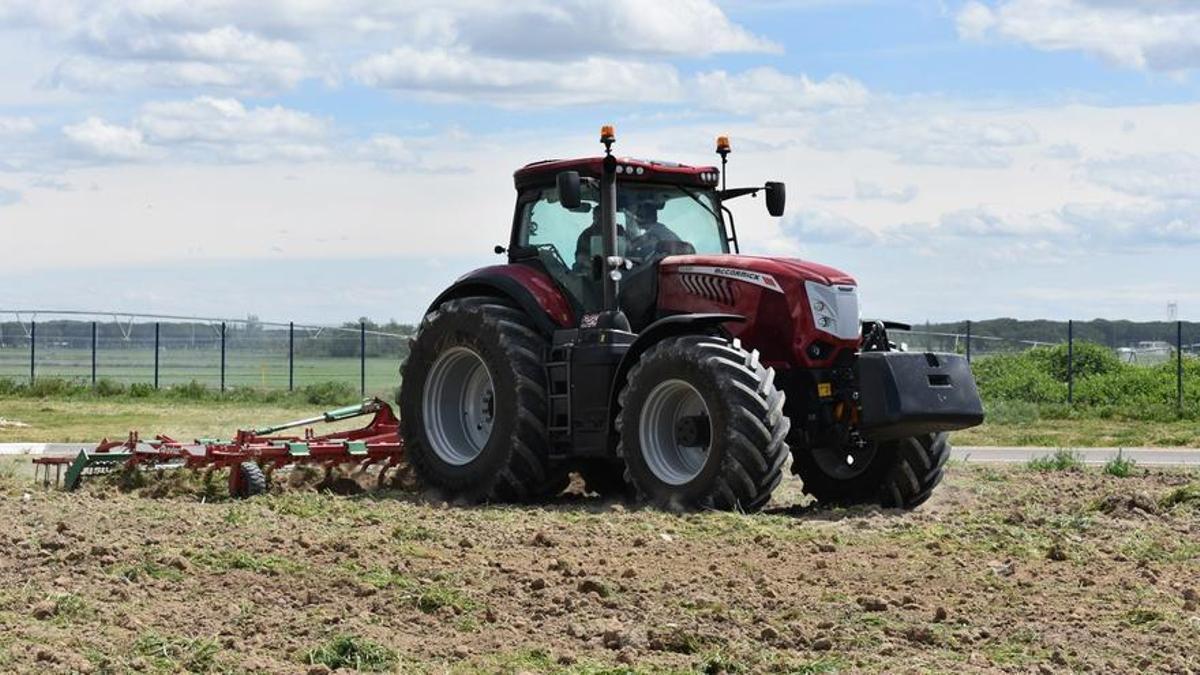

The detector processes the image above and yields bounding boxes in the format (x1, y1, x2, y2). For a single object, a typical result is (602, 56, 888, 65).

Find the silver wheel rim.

(638, 379, 711, 485)
(422, 346, 495, 466)
(813, 442, 877, 480)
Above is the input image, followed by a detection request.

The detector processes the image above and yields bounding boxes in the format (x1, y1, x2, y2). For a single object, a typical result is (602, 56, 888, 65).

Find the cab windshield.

(518, 182, 728, 273)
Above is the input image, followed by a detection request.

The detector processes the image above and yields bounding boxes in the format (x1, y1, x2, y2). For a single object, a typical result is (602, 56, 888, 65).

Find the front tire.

(791, 432, 951, 509)
(399, 296, 557, 502)
(616, 335, 789, 512)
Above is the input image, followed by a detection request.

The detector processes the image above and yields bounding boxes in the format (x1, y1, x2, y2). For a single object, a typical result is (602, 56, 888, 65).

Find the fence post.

(360, 321, 366, 397)
(1179, 320, 1185, 413)
(29, 320, 35, 385)
(289, 321, 294, 392)
(965, 320, 971, 363)
(1067, 319, 1074, 405)
(91, 321, 97, 387)
(154, 322, 160, 389)
(220, 322, 226, 393)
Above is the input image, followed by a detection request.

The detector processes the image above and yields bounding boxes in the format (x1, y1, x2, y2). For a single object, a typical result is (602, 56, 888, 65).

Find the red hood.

(661, 254, 856, 286)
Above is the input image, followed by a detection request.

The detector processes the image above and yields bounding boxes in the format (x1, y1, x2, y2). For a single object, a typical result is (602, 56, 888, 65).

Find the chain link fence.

(1, 311, 1196, 413)
(0, 312, 411, 399)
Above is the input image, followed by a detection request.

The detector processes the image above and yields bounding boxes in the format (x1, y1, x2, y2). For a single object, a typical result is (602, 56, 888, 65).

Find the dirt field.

(1, 461, 1197, 674)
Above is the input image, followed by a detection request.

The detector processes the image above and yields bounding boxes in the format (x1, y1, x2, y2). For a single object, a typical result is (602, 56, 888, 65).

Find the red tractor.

(399, 127, 983, 511)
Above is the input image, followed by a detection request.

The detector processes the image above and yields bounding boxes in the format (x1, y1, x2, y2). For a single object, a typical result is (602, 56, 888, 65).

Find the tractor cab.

(507, 132, 783, 333)
(509, 162, 728, 329)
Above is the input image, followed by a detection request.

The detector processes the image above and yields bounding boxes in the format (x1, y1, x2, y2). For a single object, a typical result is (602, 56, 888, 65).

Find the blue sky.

(1, 0, 1198, 324)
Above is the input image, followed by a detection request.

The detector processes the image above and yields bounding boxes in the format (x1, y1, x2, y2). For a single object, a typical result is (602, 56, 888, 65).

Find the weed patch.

(1028, 449, 1083, 472)
(302, 634, 396, 672)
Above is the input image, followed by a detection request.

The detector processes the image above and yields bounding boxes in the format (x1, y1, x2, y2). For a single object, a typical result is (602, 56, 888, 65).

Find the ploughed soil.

(0, 461, 1197, 674)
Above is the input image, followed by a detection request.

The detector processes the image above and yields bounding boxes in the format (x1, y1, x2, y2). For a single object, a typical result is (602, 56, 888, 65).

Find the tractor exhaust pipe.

(599, 125, 619, 313)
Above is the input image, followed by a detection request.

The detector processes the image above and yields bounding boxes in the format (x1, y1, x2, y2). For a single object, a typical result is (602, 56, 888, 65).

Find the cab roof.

(513, 156, 720, 191)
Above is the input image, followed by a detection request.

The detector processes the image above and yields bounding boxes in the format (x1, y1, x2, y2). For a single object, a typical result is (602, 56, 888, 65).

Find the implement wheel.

(616, 335, 789, 512)
(399, 296, 558, 502)
(235, 462, 267, 498)
(791, 432, 951, 509)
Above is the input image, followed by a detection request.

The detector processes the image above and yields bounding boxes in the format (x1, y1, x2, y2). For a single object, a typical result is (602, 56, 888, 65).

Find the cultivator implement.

(32, 398, 404, 497)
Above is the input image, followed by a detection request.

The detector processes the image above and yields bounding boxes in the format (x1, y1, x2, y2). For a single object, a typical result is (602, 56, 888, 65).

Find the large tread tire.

(792, 432, 950, 509)
(616, 335, 789, 512)
(398, 296, 557, 502)
(235, 462, 267, 499)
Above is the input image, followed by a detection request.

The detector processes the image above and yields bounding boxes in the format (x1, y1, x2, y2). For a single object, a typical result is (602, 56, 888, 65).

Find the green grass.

(186, 549, 306, 575)
(302, 634, 397, 672)
(0, 345, 402, 398)
(1103, 451, 1138, 477)
(1027, 449, 1084, 472)
(1159, 483, 1200, 510)
(0, 375, 364, 406)
(134, 632, 222, 673)
(109, 560, 186, 583)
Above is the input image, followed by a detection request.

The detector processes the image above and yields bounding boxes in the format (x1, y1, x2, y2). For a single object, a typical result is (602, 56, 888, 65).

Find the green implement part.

(251, 400, 379, 436)
(287, 442, 310, 457)
(64, 450, 134, 491)
(346, 441, 368, 456)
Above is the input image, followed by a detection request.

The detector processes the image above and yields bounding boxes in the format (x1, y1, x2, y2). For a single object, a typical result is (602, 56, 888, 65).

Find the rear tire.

(791, 432, 950, 509)
(399, 296, 557, 502)
(616, 335, 789, 512)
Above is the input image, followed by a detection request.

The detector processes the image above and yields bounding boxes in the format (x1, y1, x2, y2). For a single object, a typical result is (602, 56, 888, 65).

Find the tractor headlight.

(805, 280, 861, 340)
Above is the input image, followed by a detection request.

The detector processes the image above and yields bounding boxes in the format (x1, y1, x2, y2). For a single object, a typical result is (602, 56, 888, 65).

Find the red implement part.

(35, 398, 405, 496)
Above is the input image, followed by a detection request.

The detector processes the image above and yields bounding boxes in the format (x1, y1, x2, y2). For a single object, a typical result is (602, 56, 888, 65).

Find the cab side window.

(518, 187, 627, 311)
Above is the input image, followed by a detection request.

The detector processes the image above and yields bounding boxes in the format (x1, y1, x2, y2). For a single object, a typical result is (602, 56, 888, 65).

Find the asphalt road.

(954, 446, 1200, 467)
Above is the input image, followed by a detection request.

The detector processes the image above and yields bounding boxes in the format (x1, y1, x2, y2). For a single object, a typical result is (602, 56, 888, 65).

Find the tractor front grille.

(679, 273, 736, 306)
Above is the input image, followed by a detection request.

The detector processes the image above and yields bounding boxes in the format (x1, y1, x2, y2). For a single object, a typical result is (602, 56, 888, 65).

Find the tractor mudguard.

(856, 351, 984, 441)
(606, 313, 746, 432)
(426, 264, 576, 336)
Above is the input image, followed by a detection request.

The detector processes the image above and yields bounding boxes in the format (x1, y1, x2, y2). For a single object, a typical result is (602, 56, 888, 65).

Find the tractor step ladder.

(545, 343, 573, 454)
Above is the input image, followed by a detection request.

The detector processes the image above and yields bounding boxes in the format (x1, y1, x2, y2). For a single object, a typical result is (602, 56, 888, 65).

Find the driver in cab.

(628, 200, 685, 261)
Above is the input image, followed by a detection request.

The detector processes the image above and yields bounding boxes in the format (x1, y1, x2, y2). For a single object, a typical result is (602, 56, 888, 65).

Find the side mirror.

(765, 181, 786, 217)
(557, 171, 581, 209)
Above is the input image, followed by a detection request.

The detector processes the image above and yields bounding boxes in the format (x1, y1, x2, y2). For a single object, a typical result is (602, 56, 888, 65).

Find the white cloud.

(356, 135, 419, 171)
(937, 205, 1067, 238)
(48, 55, 307, 93)
(0, 186, 21, 206)
(854, 180, 917, 203)
(808, 110, 1040, 168)
(137, 96, 328, 161)
(353, 47, 683, 106)
(782, 208, 881, 246)
(695, 68, 868, 115)
(62, 117, 152, 161)
(957, 0, 1200, 73)
(59, 98, 331, 164)
(0, 116, 36, 135)
(1062, 201, 1200, 248)
(1085, 152, 1200, 200)
(2, 0, 772, 95)
(102, 25, 305, 67)
(456, 0, 780, 57)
